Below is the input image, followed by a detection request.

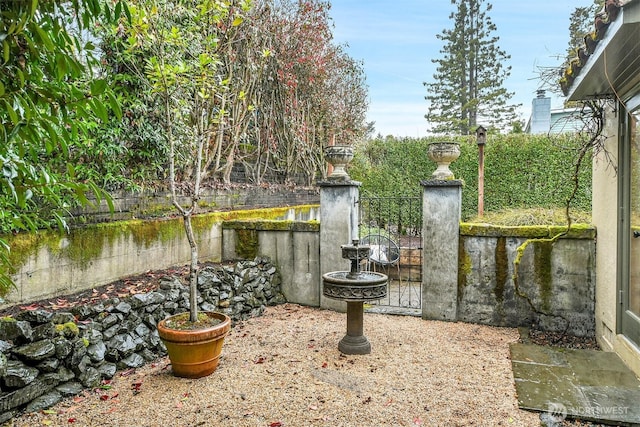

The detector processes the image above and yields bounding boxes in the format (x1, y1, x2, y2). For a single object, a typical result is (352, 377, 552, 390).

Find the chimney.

(529, 91, 551, 134)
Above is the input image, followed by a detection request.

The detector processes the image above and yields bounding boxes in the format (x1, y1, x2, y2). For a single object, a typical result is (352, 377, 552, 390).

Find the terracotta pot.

(157, 311, 231, 378)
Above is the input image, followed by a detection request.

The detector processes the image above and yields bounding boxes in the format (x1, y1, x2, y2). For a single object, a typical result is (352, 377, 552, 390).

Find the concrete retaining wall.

(458, 224, 596, 336)
(221, 218, 596, 338)
(3, 206, 319, 308)
(4, 207, 596, 337)
(221, 221, 321, 307)
(70, 187, 319, 223)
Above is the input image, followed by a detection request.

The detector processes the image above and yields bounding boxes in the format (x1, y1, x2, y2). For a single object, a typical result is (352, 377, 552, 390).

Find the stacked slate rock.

(0, 257, 285, 422)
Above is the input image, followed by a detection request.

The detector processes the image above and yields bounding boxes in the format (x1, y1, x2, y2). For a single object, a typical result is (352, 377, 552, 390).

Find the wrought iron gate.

(358, 196, 422, 314)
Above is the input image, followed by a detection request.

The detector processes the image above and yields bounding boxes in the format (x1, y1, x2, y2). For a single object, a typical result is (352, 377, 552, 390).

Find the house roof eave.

(567, 0, 640, 102)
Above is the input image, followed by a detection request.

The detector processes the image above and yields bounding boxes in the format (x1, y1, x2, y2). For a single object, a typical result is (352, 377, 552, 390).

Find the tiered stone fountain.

(322, 239, 387, 355)
(321, 142, 388, 354)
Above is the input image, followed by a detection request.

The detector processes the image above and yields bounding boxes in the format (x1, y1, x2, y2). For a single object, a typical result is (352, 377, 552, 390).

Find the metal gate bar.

(358, 196, 422, 313)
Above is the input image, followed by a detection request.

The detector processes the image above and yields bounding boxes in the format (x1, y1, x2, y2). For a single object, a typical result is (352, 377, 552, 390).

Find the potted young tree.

(156, 310, 231, 378)
(119, 0, 245, 377)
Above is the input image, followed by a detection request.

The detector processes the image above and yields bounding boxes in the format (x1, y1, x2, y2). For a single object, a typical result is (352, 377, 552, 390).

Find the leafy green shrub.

(350, 134, 592, 221)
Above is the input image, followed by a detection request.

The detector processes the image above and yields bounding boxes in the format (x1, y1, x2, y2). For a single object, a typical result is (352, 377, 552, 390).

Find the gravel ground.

(7, 303, 542, 427)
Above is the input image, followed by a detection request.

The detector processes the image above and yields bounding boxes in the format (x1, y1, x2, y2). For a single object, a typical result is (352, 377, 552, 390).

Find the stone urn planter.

(427, 141, 460, 180)
(324, 145, 354, 180)
(157, 311, 231, 378)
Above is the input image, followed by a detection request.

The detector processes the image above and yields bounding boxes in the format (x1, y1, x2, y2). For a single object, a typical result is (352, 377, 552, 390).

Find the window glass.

(630, 110, 640, 315)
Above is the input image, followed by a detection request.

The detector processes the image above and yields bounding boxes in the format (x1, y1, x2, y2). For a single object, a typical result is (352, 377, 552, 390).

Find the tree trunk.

(182, 212, 199, 322)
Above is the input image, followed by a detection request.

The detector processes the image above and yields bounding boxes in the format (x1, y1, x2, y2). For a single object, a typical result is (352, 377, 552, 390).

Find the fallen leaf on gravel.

(67, 418, 76, 423)
(6, 304, 542, 427)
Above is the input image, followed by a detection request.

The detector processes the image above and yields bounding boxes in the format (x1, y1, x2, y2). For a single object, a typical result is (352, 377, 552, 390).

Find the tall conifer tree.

(424, 0, 518, 135)
(567, 0, 602, 59)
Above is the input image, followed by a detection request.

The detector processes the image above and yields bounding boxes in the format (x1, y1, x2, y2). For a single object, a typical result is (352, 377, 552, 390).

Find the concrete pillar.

(421, 179, 463, 321)
(319, 180, 360, 311)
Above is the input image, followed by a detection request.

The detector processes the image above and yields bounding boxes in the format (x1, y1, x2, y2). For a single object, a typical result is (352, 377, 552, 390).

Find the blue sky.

(330, 1, 591, 137)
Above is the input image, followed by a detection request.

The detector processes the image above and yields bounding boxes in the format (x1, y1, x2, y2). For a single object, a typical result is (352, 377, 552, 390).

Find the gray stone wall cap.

(420, 179, 463, 187)
(317, 180, 362, 187)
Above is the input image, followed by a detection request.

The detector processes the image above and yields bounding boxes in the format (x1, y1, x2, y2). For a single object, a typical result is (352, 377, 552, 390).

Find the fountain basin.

(322, 271, 388, 301)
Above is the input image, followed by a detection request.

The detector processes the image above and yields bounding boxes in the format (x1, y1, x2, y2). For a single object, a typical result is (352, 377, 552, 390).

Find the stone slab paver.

(511, 343, 640, 425)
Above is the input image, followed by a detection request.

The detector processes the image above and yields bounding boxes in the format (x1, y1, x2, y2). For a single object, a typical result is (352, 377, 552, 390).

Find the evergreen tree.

(566, 0, 602, 61)
(536, 1, 603, 99)
(424, 0, 519, 135)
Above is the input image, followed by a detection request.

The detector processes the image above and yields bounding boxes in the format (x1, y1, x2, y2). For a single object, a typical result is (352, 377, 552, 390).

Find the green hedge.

(349, 134, 592, 221)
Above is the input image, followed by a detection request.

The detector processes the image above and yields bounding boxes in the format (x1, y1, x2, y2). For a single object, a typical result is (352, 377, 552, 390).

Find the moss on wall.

(5, 233, 50, 274)
(2, 205, 318, 277)
(3, 218, 188, 275)
(460, 223, 595, 239)
(81, 189, 319, 220)
(236, 229, 259, 259)
(533, 240, 554, 312)
(494, 237, 509, 304)
(125, 219, 184, 248)
(223, 220, 319, 232)
(55, 321, 80, 338)
(213, 205, 317, 222)
(457, 237, 472, 301)
(62, 228, 111, 268)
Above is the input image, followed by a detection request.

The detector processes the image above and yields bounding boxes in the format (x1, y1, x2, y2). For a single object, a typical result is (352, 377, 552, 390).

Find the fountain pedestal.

(340, 302, 370, 354)
(322, 241, 387, 355)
